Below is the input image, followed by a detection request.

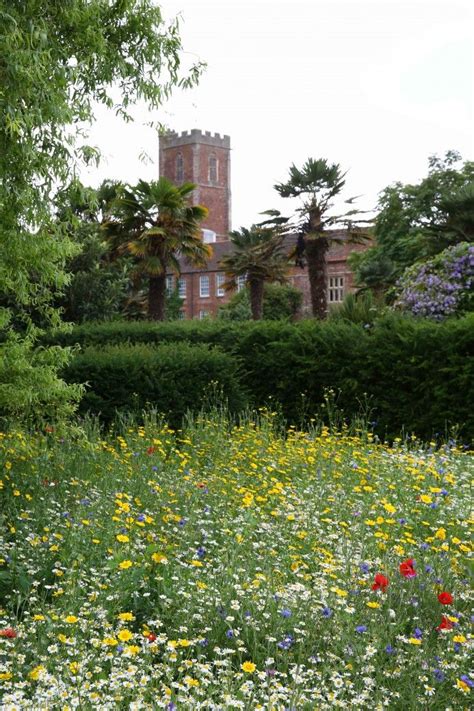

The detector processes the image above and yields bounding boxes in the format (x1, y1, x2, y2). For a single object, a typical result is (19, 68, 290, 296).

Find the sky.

(81, 0, 473, 229)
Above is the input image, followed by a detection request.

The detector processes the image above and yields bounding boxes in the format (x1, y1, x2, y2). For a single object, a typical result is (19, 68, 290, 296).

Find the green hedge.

(63, 342, 247, 426)
(56, 315, 474, 442)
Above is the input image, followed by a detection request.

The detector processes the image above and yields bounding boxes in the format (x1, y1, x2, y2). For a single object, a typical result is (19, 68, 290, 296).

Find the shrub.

(63, 342, 247, 425)
(218, 283, 303, 321)
(394, 242, 474, 319)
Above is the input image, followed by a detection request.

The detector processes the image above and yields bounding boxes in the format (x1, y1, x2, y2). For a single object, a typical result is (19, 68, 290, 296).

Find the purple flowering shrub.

(394, 242, 474, 319)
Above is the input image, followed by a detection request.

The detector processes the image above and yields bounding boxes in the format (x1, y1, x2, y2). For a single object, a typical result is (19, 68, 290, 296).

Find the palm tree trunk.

(148, 274, 166, 321)
(305, 235, 329, 319)
(248, 277, 264, 320)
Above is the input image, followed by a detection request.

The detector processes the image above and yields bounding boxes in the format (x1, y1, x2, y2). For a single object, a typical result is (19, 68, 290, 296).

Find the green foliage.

(0, 1, 202, 424)
(63, 342, 247, 425)
(103, 178, 210, 320)
(218, 283, 302, 321)
(219, 224, 290, 320)
(354, 151, 474, 294)
(328, 291, 382, 325)
(51, 315, 474, 442)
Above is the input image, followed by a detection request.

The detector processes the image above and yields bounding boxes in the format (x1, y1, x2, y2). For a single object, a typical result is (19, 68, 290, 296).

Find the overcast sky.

(81, 0, 473, 228)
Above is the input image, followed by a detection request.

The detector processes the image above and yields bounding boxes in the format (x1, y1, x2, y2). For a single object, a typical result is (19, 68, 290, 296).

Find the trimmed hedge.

(63, 342, 247, 426)
(56, 315, 474, 442)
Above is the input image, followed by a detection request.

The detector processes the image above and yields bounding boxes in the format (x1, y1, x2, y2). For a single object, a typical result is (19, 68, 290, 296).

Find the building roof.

(176, 229, 369, 275)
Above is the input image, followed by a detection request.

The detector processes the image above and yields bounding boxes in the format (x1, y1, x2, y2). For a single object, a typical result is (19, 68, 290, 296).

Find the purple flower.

(196, 546, 206, 559)
(460, 675, 474, 689)
(226, 629, 233, 638)
(322, 607, 332, 618)
(433, 669, 445, 682)
(360, 562, 370, 574)
(414, 627, 423, 639)
(280, 608, 292, 618)
(385, 644, 395, 654)
(356, 625, 367, 633)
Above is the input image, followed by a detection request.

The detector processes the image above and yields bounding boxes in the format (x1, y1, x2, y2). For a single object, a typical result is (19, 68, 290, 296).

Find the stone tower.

(159, 129, 231, 242)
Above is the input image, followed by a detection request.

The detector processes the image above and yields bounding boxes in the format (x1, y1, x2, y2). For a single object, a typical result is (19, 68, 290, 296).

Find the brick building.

(160, 129, 367, 318)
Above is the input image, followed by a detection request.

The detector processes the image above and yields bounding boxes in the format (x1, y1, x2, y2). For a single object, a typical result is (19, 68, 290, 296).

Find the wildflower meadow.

(0, 415, 472, 709)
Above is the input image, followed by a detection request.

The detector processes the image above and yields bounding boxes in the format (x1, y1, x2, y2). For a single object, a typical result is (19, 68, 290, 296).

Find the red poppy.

(399, 558, 416, 578)
(436, 615, 454, 631)
(437, 591, 453, 605)
(146, 446, 156, 455)
(0, 628, 17, 639)
(371, 573, 389, 591)
(146, 632, 157, 642)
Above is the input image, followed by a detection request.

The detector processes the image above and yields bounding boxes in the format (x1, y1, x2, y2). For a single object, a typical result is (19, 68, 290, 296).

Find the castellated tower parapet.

(159, 129, 231, 241)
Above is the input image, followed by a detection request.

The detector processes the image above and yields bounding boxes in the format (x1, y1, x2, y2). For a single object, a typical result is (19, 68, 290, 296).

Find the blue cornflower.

(433, 669, 445, 682)
(385, 644, 395, 654)
(137, 513, 146, 522)
(226, 629, 233, 638)
(356, 625, 367, 633)
(198, 638, 208, 647)
(360, 562, 370, 574)
(277, 633, 294, 650)
(425, 565, 433, 573)
(196, 546, 206, 559)
(178, 518, 187, 527)
(280, 608, 292, 618)
(322, 607, 332, 618)
(460, 675, 473, 689)
(414, 627, 423, 639)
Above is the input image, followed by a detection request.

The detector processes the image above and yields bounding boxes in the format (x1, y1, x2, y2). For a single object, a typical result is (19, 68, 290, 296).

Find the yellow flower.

(117, 612, 135, 621)
(456, 679, 470, 693)
(29, 665, 45, 681)
(453, 635, 466, 644)
(117, 629, 133, 642)
(241, 661, 256, 673)
(69, 662, 79, 675)
(434, 528, 446, 540)
(367, 602, 380, 608)
(102, 637, 118, 646)
(151, 552, 168, 564)
(178, 638, 191, 647)
(124, 644, 140, 655)
(33, 614, 45, 621)
(64, 615, 78, 624)
(419, 495, 432, 504)
(118, 560, 133, 570)
(0, 672, 12, 681)
(116, 534, 129, 543)
(408, 638, 422, 645)
(190, 560, 203, 567)
(184, 676, 200, 687)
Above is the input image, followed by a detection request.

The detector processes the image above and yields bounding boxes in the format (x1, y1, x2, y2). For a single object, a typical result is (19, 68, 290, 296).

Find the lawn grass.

(0, 414, 472, 709)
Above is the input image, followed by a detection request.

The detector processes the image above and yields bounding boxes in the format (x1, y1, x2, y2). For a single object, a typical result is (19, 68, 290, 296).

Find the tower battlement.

(161, 128, 230, 149)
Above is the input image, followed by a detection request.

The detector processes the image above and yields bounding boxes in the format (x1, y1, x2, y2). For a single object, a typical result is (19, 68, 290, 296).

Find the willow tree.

(0, 1, 203, 423)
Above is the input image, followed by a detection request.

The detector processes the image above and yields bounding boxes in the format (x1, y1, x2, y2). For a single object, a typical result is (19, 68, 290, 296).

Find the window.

(176, 153, 184, 182)
(328, 275, 344, 303)
(178, 277, 186, 299)
(199, 275, 210, 297)
(216, 273, 226, 297)
(177, 310, 185, 320)
(166, 275, 174, 295)
(237, 274, 246, 293)
(199, 309, 209, 320)
(208, 153, 218, 182)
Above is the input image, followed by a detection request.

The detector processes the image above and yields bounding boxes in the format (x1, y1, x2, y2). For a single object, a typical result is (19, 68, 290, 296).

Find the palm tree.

(103, 178, 210, 320)
(275, 158, 359, 319)
(220, 225, 289, 320)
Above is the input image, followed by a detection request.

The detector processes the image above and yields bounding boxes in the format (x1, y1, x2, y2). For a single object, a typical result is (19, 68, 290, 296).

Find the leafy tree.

(0, 1, 202, 423)
(54, 179, 131, 324)
(218, 283, 302, 321)
(103, 178, 210, 320)
(219, 225, 289, 320)
(274, 158, 367, 319)
(353, 152, 474, 294)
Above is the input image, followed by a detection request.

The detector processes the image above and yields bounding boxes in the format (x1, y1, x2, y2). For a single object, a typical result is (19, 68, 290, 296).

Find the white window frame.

(199, 309, 209, 320)
(216, 273, 226, 297)
(328, 275, 344, 303)
(178, 277, 186, 299)
(237, 274, 246, 293)
(199, 275, 210, 298)
(166, 275, 174, 295)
